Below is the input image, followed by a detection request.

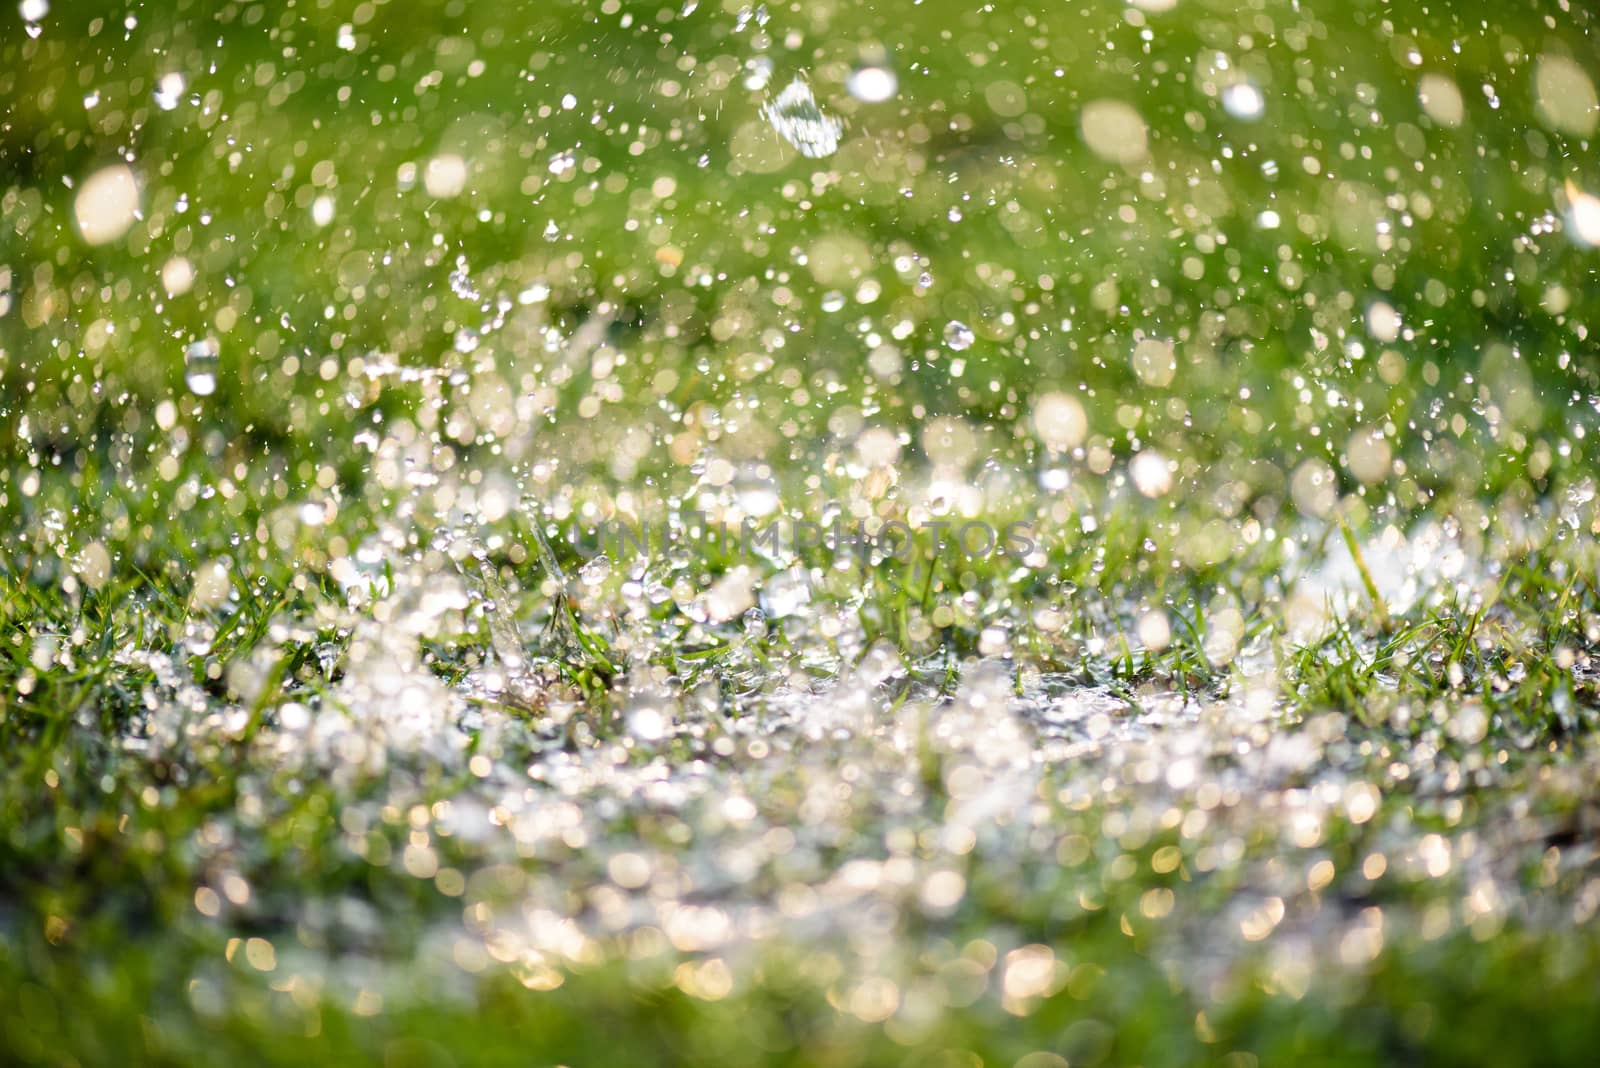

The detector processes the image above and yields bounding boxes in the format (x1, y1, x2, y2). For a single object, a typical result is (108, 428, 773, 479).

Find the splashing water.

(762, 77, 842, 158)
(10, 0, 1600, 1059)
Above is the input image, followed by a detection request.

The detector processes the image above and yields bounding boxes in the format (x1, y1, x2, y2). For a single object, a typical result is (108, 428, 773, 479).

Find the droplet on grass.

(580, 556, 612, 587)
(760, 569, 811, 618)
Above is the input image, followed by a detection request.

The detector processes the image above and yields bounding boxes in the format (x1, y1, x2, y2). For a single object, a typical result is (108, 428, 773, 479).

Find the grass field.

(5, 0, 1600, 1064)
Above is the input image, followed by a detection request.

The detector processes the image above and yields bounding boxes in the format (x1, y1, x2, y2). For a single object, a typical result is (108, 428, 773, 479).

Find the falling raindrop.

(73, 164, 140, 245)
(733, 4, 768, 32)
(1565, 180, 1600, 247)
(184, 339, 220, 396)
(153, 72, 186, 111)
(762, 77, 842, 158)
(19, 0, 46, 35)
(743, 56, 774, 92)
(1131, 450, 1174, 497)
(1221, 81, 1266, 120)
(943, 320, 975, 351)
(847, 65, 897, 103)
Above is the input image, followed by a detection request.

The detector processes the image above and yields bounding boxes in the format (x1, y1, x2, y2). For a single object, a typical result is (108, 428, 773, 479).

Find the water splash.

(762, 77, 842, 159)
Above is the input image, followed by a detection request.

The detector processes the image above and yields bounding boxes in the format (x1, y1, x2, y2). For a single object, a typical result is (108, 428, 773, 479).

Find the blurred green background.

(5, 0, 1598, 509)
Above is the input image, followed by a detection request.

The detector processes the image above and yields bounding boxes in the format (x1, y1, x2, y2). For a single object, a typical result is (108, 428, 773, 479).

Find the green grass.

(5, 0, 1600, 1064)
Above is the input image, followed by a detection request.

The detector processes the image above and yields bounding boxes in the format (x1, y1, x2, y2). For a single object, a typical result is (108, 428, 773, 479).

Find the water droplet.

(1566, 181, 1600, 247)
(579, 555, 612, 587)
(1366, 301, 1402, 343)
(847, 65, 897, 103)
(1080, 99, 1148, 163)
(423, 154, 467, 198)
(943, 320, 975, 351)
(762, 77, 842, 159)
(185, 339, 220, 396)
(153, 72, 186, 111)
(1131, 337, 1176, 387)
(735, 472, 780, 516)
(1131, 450, 1174, 497)
(73, 164, 140, 246)
(627, 702, 669, 742)
(759, 569, 811, 618)
(733, 4, 769, 32)
(161, 256, 195, 297)
(743, 56, 774, 92)
(1221, 81, 1265, 120)
(1535, 54, 1599, 137)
